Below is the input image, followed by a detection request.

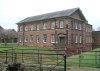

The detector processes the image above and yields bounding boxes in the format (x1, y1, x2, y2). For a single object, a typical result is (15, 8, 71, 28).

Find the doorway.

(59, 37, 65, 44)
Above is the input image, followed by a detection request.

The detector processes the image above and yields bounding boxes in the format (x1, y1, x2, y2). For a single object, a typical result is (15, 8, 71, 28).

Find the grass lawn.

(0, 43, 100, 68)
(0, 43, 63, 66)
(67, 48, 100, 68)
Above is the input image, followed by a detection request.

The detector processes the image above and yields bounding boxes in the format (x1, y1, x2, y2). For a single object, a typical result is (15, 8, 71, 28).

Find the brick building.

(92, 31, 100, 49)
(17, 8, 92, 52)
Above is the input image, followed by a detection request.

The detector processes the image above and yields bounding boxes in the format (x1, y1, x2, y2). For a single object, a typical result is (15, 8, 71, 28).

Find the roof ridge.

(28, 7, 79, 18)
(17, 7, 79, 24)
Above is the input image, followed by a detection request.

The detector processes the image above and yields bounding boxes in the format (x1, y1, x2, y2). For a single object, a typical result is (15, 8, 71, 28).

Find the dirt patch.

(67, 67, 100, 71)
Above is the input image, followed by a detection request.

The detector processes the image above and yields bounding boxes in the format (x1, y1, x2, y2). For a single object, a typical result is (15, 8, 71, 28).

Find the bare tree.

(0, 29, 17, 46)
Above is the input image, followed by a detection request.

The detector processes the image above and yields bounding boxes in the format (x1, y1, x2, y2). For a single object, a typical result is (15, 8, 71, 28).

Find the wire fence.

(67, 51, 100, 68)
(0, 46, 100, 71)
(0, 48, 66, 71)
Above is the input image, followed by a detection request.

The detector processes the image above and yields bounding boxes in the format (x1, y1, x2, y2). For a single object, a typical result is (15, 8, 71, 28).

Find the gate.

(0, 49, 67, 71)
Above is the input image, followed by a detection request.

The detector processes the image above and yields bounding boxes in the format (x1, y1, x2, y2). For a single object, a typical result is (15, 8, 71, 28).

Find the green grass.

(67, 48, 100, 68)
(0, 43, 63, 65)
(0, 43, 100, 68)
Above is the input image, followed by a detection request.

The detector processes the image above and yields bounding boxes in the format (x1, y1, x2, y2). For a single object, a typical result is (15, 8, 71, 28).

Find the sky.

(0, 0, 100, 31)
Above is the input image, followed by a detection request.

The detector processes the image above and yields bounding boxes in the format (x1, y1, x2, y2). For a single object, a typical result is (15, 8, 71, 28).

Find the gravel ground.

(67, 67, 100, 71)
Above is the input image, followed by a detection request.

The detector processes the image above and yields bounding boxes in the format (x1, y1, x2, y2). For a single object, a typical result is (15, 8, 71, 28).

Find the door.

(59, 37, 65, 44)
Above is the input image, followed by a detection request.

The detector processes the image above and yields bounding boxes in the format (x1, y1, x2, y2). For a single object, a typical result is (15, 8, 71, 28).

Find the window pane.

(37, 24, 40, 30)
(60, 20, 64, 28)
(75, 35, 78, 43)
(51, 34, 55, 43)
(30, 35, 33, 42)
(24, 36, 28, 42)
(31, 25, 34, 30)
(79, 24, 82, 30)
(75, 22, 78, 29)
(36, 35, 39, 43)
(79, 36, 82, 43)
(43, 34, 47, 43)
(19, 26, 23, 31)
(43, 23, 47, 29)
(51, 21, 55, 29)
(25, 26, 28, 31)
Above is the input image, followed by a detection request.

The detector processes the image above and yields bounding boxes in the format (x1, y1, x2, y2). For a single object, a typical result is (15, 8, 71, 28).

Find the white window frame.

(36, 35, 39, 43)
(24, 36, 28, 42)
(43, 23, 47, 29)
(51, 21, 55, 29)
(79, 24, 82, 30)
(75, 35, 78, 43)
(30, 35, 34, 42)
(43, 34, 47, 43)
(79, 36, 82, 43)
(51, 34, 55, 43)
(37, 24, 40, 30)
(60, 20, 64, 28)
(75, 22, 78, 29)
(19, 37, 22, 42)
(31, 25, 34, 31)
(19, 26, 23, 31)
(25, 26, 28, 31)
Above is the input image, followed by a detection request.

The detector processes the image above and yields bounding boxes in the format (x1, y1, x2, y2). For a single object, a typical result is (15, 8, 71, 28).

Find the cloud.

(0, 0, 100, 30)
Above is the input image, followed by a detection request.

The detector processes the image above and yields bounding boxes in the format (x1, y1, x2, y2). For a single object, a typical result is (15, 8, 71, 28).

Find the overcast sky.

(0, 0, 100, 31)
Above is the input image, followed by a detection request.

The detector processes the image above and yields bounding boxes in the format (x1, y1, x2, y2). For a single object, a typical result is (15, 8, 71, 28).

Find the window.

(19, 26, 23, 31)
(75, 35, 78, 43)
(30, 35, 34, 42)
(60, 20, 64, 28)
(43, 34, 47, 43)
(75, 22, 78, 29)
(51, 34, 55, 43)
(79, 24, 82, 30)
(71, 34, 74, 43)
(86, 36, 91, 43)
(86, 37, 88, 43)
(24, 36, 28, 42)
(88, 27, 92, 32)
(18, 35, 22, 42)
(25, 26, 28, 31)
(79, 36, 82, 43)
(36, 35, 39, 43)
(43, 23, 47, 29)
(86, 27, 88, 32)
(37, 24, 40, 30)
(51, 21, 55, 29)
(31, 25, 34, 30)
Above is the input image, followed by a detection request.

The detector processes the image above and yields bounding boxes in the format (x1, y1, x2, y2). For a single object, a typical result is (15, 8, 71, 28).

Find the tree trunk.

(4, 38, 7, 46)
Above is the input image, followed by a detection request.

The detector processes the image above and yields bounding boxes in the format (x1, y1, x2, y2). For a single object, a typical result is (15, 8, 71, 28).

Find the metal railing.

(0, 48, 66, 71)
(67, 51, 100, 68)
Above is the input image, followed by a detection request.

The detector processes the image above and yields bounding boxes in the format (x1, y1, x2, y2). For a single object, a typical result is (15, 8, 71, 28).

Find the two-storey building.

(17, 8, 92, 52)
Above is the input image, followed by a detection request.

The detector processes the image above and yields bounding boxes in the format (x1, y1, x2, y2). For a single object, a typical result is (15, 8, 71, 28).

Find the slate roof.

(0, 26, 3, 30)
(93, 31, 100, 34)
(17, 8, 85, 24)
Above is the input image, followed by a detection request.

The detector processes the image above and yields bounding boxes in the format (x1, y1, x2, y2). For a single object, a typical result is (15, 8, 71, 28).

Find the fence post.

(40, 54, 43, 71)
(57, 51, 58, 65)
(14, 53, 17, 63)
(12, 47, 14, 62)
(95, 52, 98, 67)
(22, 49, 24, 63)
(79, 54, 81, 67)
(5, 50, 8, 64)
(38, 49, 40, 64)
(64, 53, 67, 71)
(99, 52, 100, 68)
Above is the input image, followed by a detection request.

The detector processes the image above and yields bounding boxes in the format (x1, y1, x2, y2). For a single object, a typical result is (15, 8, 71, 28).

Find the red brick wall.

(17, 11, 92, 52)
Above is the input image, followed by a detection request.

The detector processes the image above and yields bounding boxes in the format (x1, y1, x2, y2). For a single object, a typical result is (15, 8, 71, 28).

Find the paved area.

(67, 67, 100, 71)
